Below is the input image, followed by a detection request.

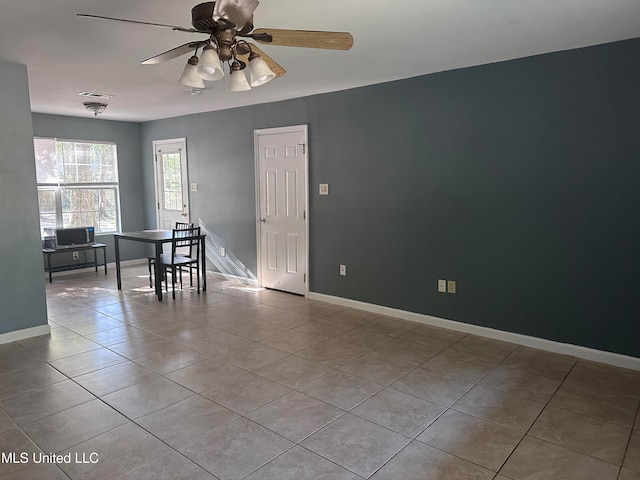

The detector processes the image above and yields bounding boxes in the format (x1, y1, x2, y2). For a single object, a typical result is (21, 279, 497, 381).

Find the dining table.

(114, 229, 207, 301)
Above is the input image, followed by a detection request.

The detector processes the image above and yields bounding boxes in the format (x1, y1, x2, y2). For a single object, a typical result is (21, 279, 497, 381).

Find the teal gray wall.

(0, 59, 48, 335)
(140, 38, 640, 358)
(31, 113, 146, 263)
(309, 39, 640, 357)
(139, 100, 308, 276)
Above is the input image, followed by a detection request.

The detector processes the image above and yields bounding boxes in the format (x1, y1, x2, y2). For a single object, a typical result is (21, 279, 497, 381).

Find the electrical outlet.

(190, 183, 198, 192)
(438, 279, 447, 293)
(319, 184, 329, 195)
(220, 247, 226, 257)
(72, 251, 79, 260)
(447, 280, 456, 294)
(339, 264, 347, 276)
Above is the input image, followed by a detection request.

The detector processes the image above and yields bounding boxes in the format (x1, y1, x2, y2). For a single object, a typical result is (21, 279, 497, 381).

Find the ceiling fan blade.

(236, 44, 286, 78)
(250, 28, 353, 50)
(142, 41, 209, 65)
(77, 14, 201, 33)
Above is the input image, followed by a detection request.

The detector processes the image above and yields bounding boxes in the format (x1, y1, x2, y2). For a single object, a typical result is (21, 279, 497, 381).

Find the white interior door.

(153, 139, 189, 230)
(256, 126, 308, 295)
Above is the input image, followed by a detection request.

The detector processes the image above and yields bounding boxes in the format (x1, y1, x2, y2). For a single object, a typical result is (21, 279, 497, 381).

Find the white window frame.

(34, 137, 122, 236)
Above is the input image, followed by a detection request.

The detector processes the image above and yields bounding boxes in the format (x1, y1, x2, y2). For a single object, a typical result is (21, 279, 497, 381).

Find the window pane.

(164, 191, 182, 211)
(75, 143, 90, 164)
(63, 211, 96, 229)
(56, 141, 117, 184)
(61, 188, 117, 234)
(38, 189, 57, 236)
(90, 144, 118, 182)
(97, 189, 117, 232)
(62, 189, 96, 228)
(162, 153, 182, 211)
(33, 138, 59, 183)
(77, 164, 93, 182)
(59, 142, 78, 183)
(38, 189, 56, 214)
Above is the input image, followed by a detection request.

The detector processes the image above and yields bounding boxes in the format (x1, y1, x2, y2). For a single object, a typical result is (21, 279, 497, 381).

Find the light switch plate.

(319, 184, 329, 195)
(438, 279, 447, 293)
(190, 183, 198, 192)
(447, 280, 456, 294)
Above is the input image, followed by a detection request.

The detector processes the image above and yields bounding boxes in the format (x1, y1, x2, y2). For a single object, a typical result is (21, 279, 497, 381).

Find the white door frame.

(254, 125, 309, 296)
(152, 137, 189, 229)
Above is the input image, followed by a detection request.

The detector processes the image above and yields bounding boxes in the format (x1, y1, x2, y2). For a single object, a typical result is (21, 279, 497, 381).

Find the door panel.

(287, 233, 299, 273)
(267, 231, 278, 271)
(265, 170, 278, 218)
(257, 128, 307, 295)
(285, 170, 298, 218)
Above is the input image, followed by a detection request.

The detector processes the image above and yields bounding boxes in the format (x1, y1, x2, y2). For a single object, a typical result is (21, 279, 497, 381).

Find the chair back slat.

(161, 222, 194, 255)
(171, 226, 201, 260)
(174, 222, 195, 256)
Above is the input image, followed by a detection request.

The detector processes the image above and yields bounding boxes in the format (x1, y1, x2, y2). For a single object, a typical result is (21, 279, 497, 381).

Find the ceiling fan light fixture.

(228, 61, 251, 92)
(197, 44, 224, 81)
(247, 52, 275, 87)
(179, 55, 206, 88)
(77, 5, 354, 95)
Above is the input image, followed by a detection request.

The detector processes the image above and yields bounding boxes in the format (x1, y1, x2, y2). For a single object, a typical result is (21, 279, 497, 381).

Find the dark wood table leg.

(115, 237, 122, 289)
(103, 246, 107, 275)
(94, 248, 98, 272)
(154, 241, 163, 301)
(47, 252, 53, 284)
(201, 236, 207, 292)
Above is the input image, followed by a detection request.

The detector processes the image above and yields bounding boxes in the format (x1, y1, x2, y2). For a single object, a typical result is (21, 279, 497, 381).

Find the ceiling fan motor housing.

(191, 2, 217, 31)
(215, 29, 236, 61)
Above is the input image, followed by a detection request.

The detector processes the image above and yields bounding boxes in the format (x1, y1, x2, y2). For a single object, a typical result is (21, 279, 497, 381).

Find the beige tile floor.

(0, 264, 639, 479)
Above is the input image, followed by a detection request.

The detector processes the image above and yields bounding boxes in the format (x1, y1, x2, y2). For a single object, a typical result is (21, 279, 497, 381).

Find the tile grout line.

(617, 400, 640, 478)
(490, 353, 578, 476)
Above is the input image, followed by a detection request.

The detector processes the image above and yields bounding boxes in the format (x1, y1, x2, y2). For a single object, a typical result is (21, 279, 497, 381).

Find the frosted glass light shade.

(179, 57, 205, 88)
(248, 55, 275, 87)
(197, 46, 224, 81)
(228, 67, 252, 92)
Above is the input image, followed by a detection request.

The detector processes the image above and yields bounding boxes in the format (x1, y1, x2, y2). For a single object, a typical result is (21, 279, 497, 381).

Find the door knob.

(259, 218, 266, 223)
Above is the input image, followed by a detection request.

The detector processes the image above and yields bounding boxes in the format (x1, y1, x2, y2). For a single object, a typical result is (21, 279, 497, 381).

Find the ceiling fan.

(78, 0, 353, 92)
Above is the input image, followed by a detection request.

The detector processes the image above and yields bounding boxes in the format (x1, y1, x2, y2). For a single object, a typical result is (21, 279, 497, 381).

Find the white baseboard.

(209, 271, 259, 286)
(0, 324, 50, 345)
(308, 292, 640, 372)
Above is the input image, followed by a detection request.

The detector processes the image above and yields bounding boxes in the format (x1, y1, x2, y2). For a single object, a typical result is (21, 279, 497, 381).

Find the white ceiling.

(1, 0, 639, 122)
